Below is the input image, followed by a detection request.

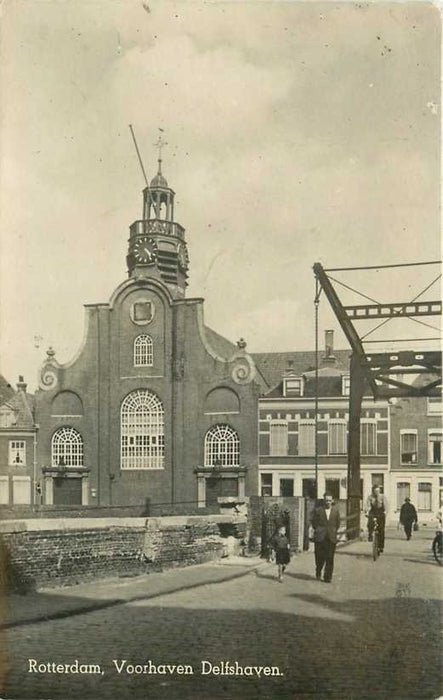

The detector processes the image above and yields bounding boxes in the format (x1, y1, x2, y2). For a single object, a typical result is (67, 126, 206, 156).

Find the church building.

(35, 150, 261, 509)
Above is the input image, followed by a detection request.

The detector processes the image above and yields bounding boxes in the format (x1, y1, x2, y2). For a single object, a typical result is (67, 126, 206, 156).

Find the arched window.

(205, 425, 240, 467)
(134, 335, 153, 367)
(52, 427, 84, 467)
(121, 390, 164, 470)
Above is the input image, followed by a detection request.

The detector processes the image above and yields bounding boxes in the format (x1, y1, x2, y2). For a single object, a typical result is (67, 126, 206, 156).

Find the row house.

(254, 335, 390, 514)
(0, 376, 38, 507)
(254, 334, 441, 524)
(390, 383, 442, 523)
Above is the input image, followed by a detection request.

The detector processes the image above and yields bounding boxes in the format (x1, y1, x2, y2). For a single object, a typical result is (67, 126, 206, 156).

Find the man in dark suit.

(311, 492, 341, 583)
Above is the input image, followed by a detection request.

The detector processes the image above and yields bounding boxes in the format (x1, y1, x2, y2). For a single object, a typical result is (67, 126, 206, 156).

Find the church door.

(53, 477, 82, 505)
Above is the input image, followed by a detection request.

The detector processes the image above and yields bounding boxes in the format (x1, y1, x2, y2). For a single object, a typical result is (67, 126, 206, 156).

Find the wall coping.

(0, 514, 247, 535)
(0, 518, 148, 534)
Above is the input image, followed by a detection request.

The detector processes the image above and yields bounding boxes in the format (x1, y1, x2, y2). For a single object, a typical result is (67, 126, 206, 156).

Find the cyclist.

(365, 485, 388, 553)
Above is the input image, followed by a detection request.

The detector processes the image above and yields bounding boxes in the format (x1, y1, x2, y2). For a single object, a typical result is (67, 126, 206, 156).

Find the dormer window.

(284, 376, 304, 397)
(342, 375, 350, 396)
(0, 408, 16, 428)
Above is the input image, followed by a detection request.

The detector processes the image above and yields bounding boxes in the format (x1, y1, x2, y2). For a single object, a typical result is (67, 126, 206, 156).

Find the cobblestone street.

(2, 529, 442, 700)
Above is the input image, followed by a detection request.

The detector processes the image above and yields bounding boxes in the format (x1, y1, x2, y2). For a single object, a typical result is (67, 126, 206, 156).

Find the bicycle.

(432, 530, 442, 565)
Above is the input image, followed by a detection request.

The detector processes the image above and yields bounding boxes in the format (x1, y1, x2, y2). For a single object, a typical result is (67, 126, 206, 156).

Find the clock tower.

(126, 138, 189, 297)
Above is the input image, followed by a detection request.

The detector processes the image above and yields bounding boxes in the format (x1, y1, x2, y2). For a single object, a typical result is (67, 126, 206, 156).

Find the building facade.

(34, 158, 261, 509)
(254, 335, 442, 524)
(254, 337, 390, 510)
(390, 391, 442, 523)
(0, 377, 38, 507)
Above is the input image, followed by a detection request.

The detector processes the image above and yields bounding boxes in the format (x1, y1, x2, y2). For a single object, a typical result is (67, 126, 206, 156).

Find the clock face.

(133, 237, 156, 264)
(177, 243, 189, 272)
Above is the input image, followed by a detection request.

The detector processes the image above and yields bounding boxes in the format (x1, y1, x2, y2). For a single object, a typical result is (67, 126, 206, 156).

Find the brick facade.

(33, 168, 261, 512)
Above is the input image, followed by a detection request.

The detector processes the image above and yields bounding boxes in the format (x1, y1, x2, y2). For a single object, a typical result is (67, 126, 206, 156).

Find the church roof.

(150, 172, 168, 188)
(204, 326, 237, 358)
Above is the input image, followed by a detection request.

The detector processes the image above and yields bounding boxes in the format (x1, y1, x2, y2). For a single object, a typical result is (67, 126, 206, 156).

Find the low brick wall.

(143, 516, 234, 568)
(248, 496, 305, 553)
(0, 514, 246, 592)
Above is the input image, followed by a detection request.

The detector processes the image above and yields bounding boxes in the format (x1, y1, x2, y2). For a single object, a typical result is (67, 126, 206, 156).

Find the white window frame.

(328, 419, 347, 455)
(360, 420, 377, 456)
(51, 427, 84, 468)
(428, 428, 442, 465)
(134, 334, 154, 367)
(204, 424, 240, 467)
(427, 396, 442, 415)
(342, 375, 350, 396)
(269, 420, 288, 456)
(284, 376, 304, 397)
(121, 390, 164, 470)
(400, 429, 418, 465)
(9, 440, 26, 466)
(298, 420, 315, 457)
(417, 482, 432, 512)
(260, 473, 273, 497)
(396, 481, 411, 510)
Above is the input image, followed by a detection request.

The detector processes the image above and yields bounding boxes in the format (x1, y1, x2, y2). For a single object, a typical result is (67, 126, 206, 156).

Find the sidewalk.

(2, 555, 269, 630)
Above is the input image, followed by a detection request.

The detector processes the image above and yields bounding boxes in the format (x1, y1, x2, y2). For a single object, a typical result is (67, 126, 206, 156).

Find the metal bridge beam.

(344, 301, 441, 319)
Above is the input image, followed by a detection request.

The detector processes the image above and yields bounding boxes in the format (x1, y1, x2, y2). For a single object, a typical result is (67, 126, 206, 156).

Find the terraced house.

(254, 332, 391, 512)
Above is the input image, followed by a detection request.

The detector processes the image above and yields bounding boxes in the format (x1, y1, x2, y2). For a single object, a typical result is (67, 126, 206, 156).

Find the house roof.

(0, 385, 35, 428)
(251, 349, 351, 392)
(0, 374, 14, 405)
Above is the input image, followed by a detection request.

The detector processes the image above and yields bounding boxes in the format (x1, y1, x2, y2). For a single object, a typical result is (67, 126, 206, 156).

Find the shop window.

(280, 478, 294, 497)
(325, 478, 340, 501)
(261, 473, 273, 497)
(371, 473, 384, 493)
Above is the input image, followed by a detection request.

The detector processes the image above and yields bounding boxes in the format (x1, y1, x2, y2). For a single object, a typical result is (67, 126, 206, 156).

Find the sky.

(0, 0, 441, 391)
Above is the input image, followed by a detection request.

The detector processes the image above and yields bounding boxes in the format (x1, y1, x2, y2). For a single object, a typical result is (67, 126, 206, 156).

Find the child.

(272, 525, 290, 582)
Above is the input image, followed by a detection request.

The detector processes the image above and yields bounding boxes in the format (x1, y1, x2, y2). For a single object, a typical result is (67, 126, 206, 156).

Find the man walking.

(365, 485, 388, 553)
(399, 497, 418, 540)
(311, 492, 341, 583)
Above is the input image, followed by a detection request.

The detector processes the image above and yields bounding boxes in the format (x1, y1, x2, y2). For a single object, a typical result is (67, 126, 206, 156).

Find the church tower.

(126, 136, 189, 297)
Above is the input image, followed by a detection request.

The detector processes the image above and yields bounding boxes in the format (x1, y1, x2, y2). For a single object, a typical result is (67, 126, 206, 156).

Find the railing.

(130, 219, 185, 240)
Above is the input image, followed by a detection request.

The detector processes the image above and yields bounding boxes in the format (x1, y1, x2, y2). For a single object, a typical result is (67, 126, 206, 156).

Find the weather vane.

(154, 130, 167, 161)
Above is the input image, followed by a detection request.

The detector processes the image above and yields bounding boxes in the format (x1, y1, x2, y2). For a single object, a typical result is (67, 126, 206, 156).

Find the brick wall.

(0, 514, 245, 592)
(248, 496, 305, 552)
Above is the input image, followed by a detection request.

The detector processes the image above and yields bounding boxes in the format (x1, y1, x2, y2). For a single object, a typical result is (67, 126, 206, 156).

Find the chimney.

(16, 375, 27, 392)
(324, 330, 336, 362)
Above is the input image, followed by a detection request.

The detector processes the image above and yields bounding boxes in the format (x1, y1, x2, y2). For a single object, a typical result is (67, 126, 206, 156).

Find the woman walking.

(272, 525, 291, 582)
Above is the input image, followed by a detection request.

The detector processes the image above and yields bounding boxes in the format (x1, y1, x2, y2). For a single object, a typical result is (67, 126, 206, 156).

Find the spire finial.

(154, 130, 167, 173)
